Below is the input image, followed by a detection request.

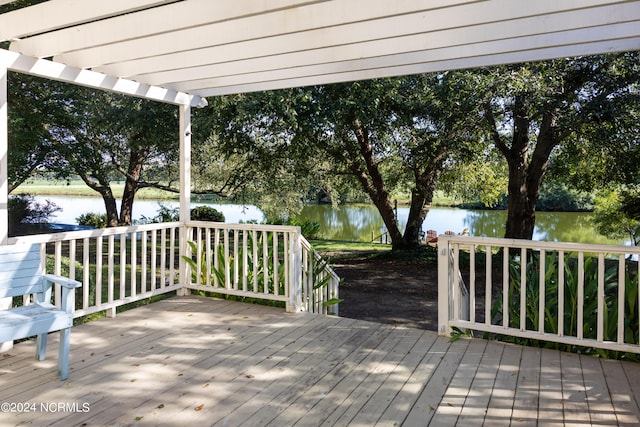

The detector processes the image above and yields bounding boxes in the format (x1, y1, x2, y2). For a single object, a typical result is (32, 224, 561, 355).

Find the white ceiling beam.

(127, 11, 640, 87)
(170, 32, 640, 93)
(50, 0, 627, 72)
(6, 0, 333, 54)
(0, 0, 180, 41)
(0, 49, 205, 107)
(51, 0, 496, 68)
(192, 38, 640, 97)
(99, 2, 639, 79)
(17, 0, 479, 60)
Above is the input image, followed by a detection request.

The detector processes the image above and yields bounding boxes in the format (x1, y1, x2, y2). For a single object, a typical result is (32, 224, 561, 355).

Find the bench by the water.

(0, 244, 81, 380)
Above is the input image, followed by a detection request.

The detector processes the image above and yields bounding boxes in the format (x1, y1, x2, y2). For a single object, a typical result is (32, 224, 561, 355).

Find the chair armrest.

(43, 274, 82, 289)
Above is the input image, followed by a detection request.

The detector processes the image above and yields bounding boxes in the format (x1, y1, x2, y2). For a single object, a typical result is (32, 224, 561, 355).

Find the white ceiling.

(0, 0, 639, 98)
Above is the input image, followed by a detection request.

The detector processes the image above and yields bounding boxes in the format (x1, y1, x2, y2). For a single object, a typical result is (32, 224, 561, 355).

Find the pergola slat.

(0, 0, 179, 41)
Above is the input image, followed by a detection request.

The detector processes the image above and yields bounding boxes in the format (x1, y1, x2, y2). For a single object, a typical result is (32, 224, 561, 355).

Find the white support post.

(0, 66, 7, 246)
(437, 235, 451, 336)
(0, 67, 11, 352)
(177, 102, 191, 296)
(287, 229, 303, 312)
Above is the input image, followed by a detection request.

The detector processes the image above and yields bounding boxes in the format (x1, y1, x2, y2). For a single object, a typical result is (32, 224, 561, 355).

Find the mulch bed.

(331, 255, 441, 331)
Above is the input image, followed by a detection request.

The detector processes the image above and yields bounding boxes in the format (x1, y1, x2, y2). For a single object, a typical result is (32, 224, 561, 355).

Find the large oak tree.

(481, 52, 639, 240)
(201, 73, 483, 250)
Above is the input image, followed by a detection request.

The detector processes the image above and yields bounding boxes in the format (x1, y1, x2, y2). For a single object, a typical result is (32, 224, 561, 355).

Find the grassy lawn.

(309, 239, 392, 258)
(17, 180, 179, 200)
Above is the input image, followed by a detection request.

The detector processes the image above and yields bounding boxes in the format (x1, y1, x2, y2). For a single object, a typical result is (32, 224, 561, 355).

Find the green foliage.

(136, 204, 179, 224)
(76, 212, 108, 228)
(491, 252, 639, 360)
(536, 183, 594, 212)
(440, 154, 508, 208)
(191, 205, 225, 222)
(136, 204, 225, 224)
(592, 189, 640, 245)
(181, 233, 340, 310)
(8, 193, 60, 235)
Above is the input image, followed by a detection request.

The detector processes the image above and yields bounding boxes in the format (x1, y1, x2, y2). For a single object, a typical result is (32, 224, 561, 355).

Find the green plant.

(309, 254, 343, 311)
(76, 212, 108, 228)
(490, 251, 639, 360)
(182, 232, 342, 311)
(9, 193, 60, 233)
(191, 205, 225, 222)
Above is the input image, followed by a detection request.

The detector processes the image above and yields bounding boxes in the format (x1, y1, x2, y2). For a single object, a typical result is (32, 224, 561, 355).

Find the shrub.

(8, 194, 60, 234)
(536, 183, 594, 212)
(76, 212, 108, 228)
(290, 218, 321, 239)
(191, 205, 225, 222)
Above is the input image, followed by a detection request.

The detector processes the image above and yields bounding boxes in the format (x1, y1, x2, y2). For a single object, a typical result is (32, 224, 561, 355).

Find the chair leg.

(35, 333, 47, 361)
(58, 328, 71, 380)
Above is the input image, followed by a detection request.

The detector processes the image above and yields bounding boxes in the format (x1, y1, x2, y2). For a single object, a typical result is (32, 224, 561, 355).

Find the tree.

(6, 73, 57, 192)
(480, 52, 640, 240)
(46, 83, 179, 226)
(201, 73, 483, 250)
(592, 188, 640, 246)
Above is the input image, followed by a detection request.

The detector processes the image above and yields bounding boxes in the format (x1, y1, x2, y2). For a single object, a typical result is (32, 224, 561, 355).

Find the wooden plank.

(559, 351, 590, 425)
(536, 347, 565, 426)
(401, 337, 470, 426)
(84, 302, 323, 426)
(480, 342, 522, 426)
(455, 339, 504, 426)
(373, 332, 453, 426)
(2, 296, 637, 426)
(600, 358, 640, 425)
(324, 329, 424, 425)
(264, 327, 424, 427)
(622, 360, 640, 418)
(247, 324, 404, 425)
(428, 338, 488, 426)
(283, 324, 410, 426)
(106, 328, 347, 425)
(155, 317, 365, 426)
(510, 345, 541, 426)
(579, 353, 617, 425)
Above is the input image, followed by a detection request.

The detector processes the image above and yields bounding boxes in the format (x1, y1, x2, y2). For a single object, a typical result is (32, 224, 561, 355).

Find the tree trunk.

(78, 173, 119, 227)
(348, 121, 404, 248)
(119, 149, 146, 225)
(397, 168, 441, 250)
(500, 108, 559, 240)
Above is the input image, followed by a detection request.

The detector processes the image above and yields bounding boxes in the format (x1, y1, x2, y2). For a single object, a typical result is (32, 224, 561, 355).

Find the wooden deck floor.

(1, 296, 640, 426)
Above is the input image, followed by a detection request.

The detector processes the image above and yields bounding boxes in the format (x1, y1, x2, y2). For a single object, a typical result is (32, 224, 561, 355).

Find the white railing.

(438, 235, 640, 354)
(183, 221, 340, 314)
(9, 223, 181, 318)
(7, 221, 340, 319)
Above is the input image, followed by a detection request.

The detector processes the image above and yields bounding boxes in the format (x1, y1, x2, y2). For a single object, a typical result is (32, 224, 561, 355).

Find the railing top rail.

(186, 220, 301, 234)
(439, 234, 640, 255)
(8, 222, 181, 245)
(300, 235, 341, 281)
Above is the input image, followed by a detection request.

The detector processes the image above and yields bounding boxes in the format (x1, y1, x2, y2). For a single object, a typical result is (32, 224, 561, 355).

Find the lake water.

(36, 196, 624, 245)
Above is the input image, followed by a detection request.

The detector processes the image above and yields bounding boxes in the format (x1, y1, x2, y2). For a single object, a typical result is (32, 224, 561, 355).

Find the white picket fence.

(438, 235, 640, 354)
(7, 221, 339, 318)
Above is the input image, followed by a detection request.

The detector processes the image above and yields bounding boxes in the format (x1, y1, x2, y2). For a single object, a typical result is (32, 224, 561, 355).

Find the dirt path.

(331, 255, 440, 331)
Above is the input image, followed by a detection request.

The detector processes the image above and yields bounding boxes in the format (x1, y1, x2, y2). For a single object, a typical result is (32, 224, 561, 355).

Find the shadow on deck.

(1, 296, 639, 426)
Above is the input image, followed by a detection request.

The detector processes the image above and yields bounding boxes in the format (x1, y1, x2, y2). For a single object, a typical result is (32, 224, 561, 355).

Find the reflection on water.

(301, 204, 623, 245)
(38, 196, 623, 245)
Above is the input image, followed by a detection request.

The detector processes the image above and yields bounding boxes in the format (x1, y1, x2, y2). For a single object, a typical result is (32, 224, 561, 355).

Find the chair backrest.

(0, 244, 43, 299)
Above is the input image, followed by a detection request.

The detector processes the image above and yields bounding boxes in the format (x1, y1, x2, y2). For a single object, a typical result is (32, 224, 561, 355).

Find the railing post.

(437, 235, 451, 336)
(177, 102, 192, 297)
(0, 67, 9, 352)
(287, 229, 303, 312)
